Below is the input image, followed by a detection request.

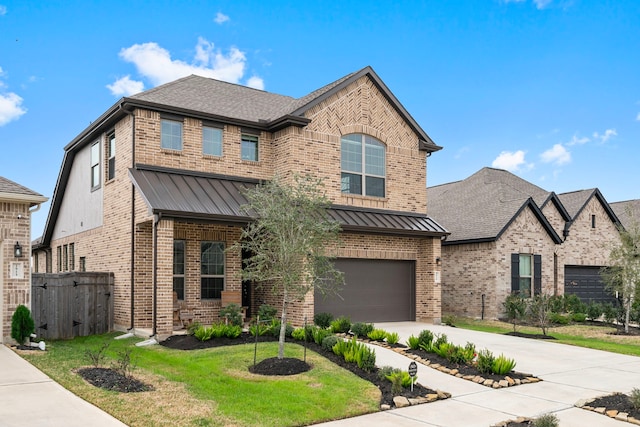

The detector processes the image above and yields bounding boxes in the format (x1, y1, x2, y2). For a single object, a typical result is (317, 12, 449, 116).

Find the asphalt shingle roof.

(557, 189, 595, 219)
(0, 176, 45, 198)
(427, 167, 551, 243)
(610, 199, 640, 230)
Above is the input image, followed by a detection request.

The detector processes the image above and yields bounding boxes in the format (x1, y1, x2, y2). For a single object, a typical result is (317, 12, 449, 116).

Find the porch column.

(155, 217, 174, 336)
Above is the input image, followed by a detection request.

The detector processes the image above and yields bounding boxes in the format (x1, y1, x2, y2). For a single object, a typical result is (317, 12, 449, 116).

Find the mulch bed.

(160, 333, 442, 408)
(504, 331, 557, 340)
(580, 393, 640, 423)
(76, 367, 153, 393)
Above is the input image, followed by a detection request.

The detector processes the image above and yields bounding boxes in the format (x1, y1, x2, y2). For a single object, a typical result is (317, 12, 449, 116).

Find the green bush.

(332, 338, 348, 357)
(549, 295, 565, 313)
(377, 365, 395, 381)
(312, 327, 332, 345)
(533, 413, 559, 427)
(268, 319, 294, 337)
(350, 322, 374, 338)
(219, 303, 243, 326)
(492, 354, 516, 375)
(257, 304, 277, 322)
(291, 327, 306, 341)
(476, 349, 495, 374)
(11, 304, 34, 345)
(385, 370, 415, 393)
(571, 312, 587, 322)
(550, 312, 570, 325)
(503, 294, 528, 332)
(223, 324, 242, 338)
(586, 301, 603, 321)
(442, 314, 457, 326)
(313, 312, 333, 329)
(564, 293, 586, 314)
(367, 328, 387, 341)
(418, 329, 435, 348)
(330, 316, 351, 334)
(420, 331, 445, 353)
(355, 345, 376, 372)
(602, 302, 618, 325)
(321, 335, 339, 351)
(629, 388, 640, 410)
(194, 325, 214, 341)
(406, 335, 420, 350)
(249, 323, 270, 337)
(385, 332, 400, 345)
(84, 342, 110, 368)
(186, 321, 201, 336)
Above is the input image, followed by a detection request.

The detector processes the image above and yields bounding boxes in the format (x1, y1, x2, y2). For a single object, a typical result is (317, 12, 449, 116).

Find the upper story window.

(107, 133, 116, 180)
(90, 141, 101, 190)
(161, 119, 183, 151)
(341, 134, 386, 198)
(241, 134, 258, 161)
(203, 126, 223, 157)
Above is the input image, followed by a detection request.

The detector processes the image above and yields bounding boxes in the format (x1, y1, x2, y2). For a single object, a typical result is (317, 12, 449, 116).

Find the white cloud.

(214, 12, 229, 24)
(112, 38, 261, 92)
(0, 92, 26, 126)
(106, 75, 145, 96)
(246, 76, 265, 90)
(566, 134, 590, 146)
(593, 128, 617, 143)
(636, 112, 640, 121)
(491, 150, 530, 172)
(540, 143, 571, 165)
(0, 5, 6, 16)
(533, 0, 552, 9)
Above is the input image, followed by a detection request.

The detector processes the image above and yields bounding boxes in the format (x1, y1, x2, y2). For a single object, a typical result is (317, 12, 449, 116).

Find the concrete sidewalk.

(0, 344, 127, 427)
(317, 322, 638, 427)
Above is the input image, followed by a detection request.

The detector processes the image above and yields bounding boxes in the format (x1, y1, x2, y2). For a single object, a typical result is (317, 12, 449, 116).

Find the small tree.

(503, 294, 528, 333)
(234, 175, 344, 359)
(528, 294, 552, 336)
(601, 218, 640, 334)
(11, 304, 35, 345)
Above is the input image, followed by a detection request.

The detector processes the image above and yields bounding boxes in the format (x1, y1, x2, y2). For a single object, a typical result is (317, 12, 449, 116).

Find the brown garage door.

(564, 266, 617, 305)
(314, 258, 415, 322)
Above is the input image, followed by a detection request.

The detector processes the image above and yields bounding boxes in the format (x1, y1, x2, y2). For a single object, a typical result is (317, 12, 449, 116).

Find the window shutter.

(534, 254, 542, 295)
(511, 253, 519, 294)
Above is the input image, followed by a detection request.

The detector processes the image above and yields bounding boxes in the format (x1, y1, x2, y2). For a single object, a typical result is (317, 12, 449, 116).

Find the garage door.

(314, 258, 415, 322)
(564, 266, 617, 305)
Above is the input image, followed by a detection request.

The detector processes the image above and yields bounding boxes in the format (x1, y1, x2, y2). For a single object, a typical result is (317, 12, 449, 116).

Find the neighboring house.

(427, 167, 621, 319)
(33, 66, 448, 338)
(0, 176, 47, 343)
(610, 199, 640, 230)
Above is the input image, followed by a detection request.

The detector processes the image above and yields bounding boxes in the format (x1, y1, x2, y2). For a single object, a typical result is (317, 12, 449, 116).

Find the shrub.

(292, 327, 306, 341)
(211, 323, 226, 339)
(304, 325, 317, 342)
(85, 342, 110, 368)
(111, 348, 136, 379)
(223, 324, 242, 338)
(549, 295, 565, 314)
(528, 294, 552, 336)
(11, 304, 35, 345)
(602, 302, 618, 325)
(249, 323, 270, 337)
(313, 312, 333, 329)
(186, 321, 201, 336)
(476, 349, 495, 374)
(385, 332, 400, 345)
(257, 304, 277, 322)
(367, 329, 387, 341)
(629, 388, 640, 410)
(321, 335, 339, 351)
(219, 303, 243, 326)
(550, 312, 570, 325)
(586, 301, 603, 321)
(503, 294, 528, 332)
(407, 335, 420, 349)
(355, 345, 376, 372)
(330, 316, 351, 334)
(268, 320, 294, 337)
(313, 327, 332, 345)
(194, 325, 214, 341)
(377, 365, 396, 381)
(492, 354, 516, 375)
(332, 338, 348, 357)
(385, 370, 415, 394)
(418, 329, 435, 348)
(570, 312, 587, 322)
(433, 333, 448, 349)
(533, 413, 559, 427)
(350, 322, 374, 338)
(442, 314, 457, 326)
(564, 293, 586, 314)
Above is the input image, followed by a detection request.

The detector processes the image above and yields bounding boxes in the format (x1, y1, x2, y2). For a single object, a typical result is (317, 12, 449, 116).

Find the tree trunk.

(278, 300, 288, 359)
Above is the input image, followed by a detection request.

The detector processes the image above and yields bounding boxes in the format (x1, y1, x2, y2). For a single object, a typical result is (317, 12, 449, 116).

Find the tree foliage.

(11, 304, 35, 345)
(234, 175, 344, 358)
(601, 217, 640, 333)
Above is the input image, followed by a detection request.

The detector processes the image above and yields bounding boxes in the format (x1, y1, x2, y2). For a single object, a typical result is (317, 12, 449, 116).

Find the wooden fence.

(31, 272, 114, 339)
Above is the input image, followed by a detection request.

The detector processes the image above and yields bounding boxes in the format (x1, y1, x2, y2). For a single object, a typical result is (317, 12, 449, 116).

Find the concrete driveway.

(317, 322, 639, 427)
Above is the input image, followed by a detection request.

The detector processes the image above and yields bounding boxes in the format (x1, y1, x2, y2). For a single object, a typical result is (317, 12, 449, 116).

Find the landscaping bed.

(161, 333, 449, 408)
(577, 392, 640, 424)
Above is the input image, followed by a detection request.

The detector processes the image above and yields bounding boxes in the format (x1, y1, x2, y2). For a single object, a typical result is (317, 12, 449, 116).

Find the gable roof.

(557, 188, 621, 228)
(427, 167, 561, 244)
(129, 165, 449, 238)
(610, 199, 640, 230)
(39, 67, 441, 248)
(0, 176, 47, 205)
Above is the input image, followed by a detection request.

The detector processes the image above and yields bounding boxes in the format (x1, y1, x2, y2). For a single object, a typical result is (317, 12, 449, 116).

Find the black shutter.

(534, 254, 542, 296)
(511, 253, 520, 294)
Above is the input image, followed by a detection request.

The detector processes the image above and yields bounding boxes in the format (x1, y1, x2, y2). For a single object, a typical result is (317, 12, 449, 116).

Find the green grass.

(20, 333, 380, 427)
(455, 318, 640, 357)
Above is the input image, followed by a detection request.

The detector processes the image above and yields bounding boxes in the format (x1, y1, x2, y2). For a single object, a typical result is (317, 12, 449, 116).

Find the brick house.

(33, 66, 448, 338)
(427, 167, 621, 319)
(0, 176, 47, 343)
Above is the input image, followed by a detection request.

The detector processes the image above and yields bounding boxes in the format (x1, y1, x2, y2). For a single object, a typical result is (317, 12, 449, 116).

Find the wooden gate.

(31, 272, 114, 339)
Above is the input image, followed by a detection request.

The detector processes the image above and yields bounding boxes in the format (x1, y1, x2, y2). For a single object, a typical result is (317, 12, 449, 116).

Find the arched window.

(341, 134, 386, 197)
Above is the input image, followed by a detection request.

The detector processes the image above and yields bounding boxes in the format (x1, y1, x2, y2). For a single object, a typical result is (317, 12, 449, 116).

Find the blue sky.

(1, 0, 639, 239)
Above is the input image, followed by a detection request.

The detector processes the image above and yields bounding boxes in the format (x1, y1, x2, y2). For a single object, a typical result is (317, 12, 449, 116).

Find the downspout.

(127, 108, 136, 331)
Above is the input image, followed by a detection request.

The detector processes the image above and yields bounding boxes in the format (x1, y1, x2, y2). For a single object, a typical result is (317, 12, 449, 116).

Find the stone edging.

(383, 389, 451, 411)
(491, 416, 533, 426)
(576, 396, 640, 425)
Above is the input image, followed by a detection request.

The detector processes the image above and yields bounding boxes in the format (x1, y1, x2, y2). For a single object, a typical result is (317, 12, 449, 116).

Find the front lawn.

(18, 333, 380, 427)
(454, 318, 640, 356)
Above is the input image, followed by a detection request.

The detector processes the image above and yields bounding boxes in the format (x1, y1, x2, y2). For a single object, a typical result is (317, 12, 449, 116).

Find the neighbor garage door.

(564, 265, 617, 305)
(314, 258, 415, 322)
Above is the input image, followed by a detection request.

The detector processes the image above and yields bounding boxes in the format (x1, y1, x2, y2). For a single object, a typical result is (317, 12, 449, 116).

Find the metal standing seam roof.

(129, 166, 449, 237)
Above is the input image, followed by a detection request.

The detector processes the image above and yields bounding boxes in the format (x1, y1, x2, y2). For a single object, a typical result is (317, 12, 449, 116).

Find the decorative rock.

(499, 380, 508, 388)
(483, 379, 494, 386)
(616, 412, 629, 422)
(436, 389, 451, 399)
(492, 382, 500, 388)
(505, 376, 515, 386)
(380, 404, 391, 411)
(463, 375, 475, 380)
(515, 379, 521, 385)
(450, 369, 459, 376)
(455, 373, 463, 378)
(594, 407, 606, 414)
(606, 409, 618, 418)
(473, 376, 484, 383)
(393, 396, 410, 408)
(628, 416, 640, 425)
(431, 363, 441, 369)
(408, 397, 429, 405)
(439, 367, 451, 374)
(575, 399, 587, 408)
(426, 394, 439, 402)
(526, 377, 540, 383)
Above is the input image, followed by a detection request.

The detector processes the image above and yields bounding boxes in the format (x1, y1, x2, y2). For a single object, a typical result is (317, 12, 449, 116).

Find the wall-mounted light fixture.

(435, 256, 441, 265)
(14, 242, 23, 258)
